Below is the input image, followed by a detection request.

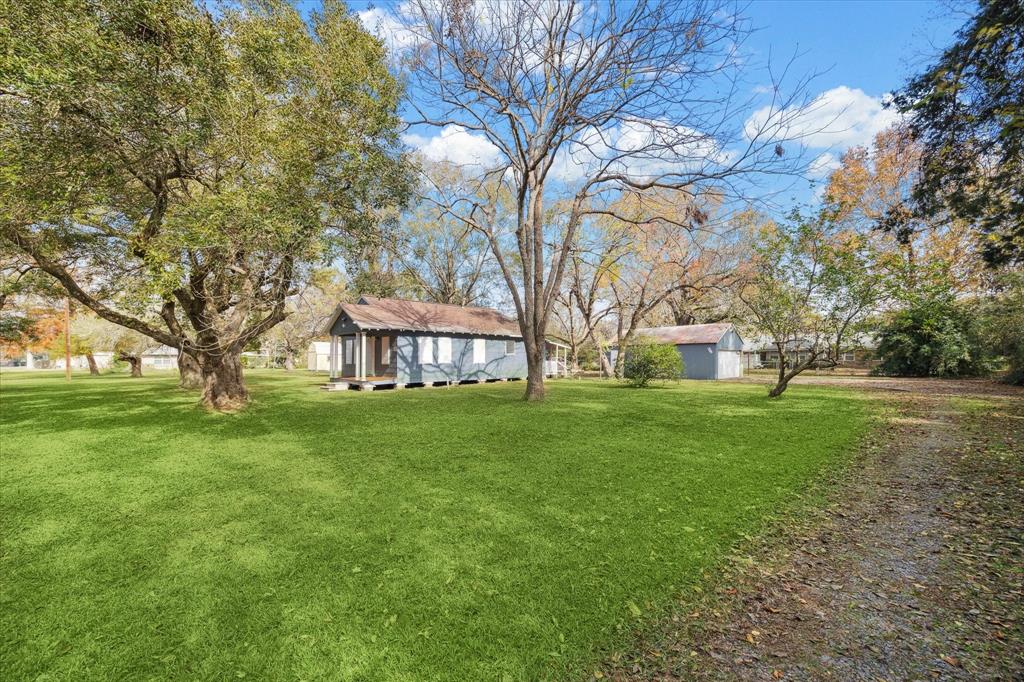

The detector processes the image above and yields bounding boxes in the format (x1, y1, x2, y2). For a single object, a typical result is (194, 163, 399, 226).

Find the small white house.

(307, 341, 331, 371)
(141, 346, 179, 369)
(52, 351, 114, 370)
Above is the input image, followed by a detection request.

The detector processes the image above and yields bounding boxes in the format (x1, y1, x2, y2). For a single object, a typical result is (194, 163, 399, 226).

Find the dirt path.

(605, 378, 1023, 681)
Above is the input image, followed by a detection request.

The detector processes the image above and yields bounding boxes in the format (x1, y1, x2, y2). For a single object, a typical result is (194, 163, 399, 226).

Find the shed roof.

(326, 296, 522, 338)
(636, 323, 737, 345)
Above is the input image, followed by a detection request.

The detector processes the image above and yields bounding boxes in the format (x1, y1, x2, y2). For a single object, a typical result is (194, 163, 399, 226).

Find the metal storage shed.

(612, 323, 745, 380)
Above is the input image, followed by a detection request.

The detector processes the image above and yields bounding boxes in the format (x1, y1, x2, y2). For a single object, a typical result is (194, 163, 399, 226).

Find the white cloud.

(808, 152, 840, 179)
(403, 126, 502, 167)
(357, 5, 420, 54)
(550, 119, 733, 183)
(745, 86, 900, 150)
(405, 119, 733, 182)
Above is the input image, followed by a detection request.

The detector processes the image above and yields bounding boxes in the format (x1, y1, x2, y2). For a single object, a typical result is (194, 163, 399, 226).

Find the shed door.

(716, 350, 742, 379)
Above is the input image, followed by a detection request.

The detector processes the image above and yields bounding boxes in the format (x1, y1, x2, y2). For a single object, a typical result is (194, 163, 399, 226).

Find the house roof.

(141, 345, 179, 356)
(326, 296, 522, 338)
(636, 323, 737, 345)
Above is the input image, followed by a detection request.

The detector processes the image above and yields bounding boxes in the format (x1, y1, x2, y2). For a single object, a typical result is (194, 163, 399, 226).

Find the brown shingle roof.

(330, 296, 522, 338)
(637, 323, 735, 345)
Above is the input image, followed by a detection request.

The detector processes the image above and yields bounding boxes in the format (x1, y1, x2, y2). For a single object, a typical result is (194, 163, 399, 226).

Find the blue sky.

(338, 0, 965, 210)
(742, 1, 961, 93)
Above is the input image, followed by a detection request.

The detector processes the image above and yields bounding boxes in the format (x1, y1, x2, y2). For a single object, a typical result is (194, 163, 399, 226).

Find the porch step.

(320, 382, 350, 391)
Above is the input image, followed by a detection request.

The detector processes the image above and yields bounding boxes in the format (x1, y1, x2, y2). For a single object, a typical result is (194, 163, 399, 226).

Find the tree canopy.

(893, 0, 1024, 267)
(1, 0, 409, 409)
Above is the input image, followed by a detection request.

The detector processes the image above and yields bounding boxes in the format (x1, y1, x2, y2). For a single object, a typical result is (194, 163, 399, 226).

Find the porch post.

(358, 332, 367, 380)
(329, 335, 338, 379)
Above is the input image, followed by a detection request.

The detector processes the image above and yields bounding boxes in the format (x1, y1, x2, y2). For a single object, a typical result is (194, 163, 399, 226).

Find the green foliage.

(624, 339, 683, 387)
(1, 0, 410, 405)
(894, 0, 1024, 267)
(0, 314, 35, 344)
(739, 212, 882, 395)
(0, 371, 870, 680)
(975, 270, 1024, 385)
(874, 296, 992, 378)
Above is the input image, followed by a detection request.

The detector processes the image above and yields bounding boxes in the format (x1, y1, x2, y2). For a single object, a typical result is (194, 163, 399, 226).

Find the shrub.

(874, 296, 992, 378)
(623, 339, 683, 387)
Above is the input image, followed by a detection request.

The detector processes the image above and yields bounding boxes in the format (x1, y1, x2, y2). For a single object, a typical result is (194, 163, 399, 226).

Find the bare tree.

(389, 163, 500, 306)
(396, 0, 817, 400)
(263, 270, 348, 371)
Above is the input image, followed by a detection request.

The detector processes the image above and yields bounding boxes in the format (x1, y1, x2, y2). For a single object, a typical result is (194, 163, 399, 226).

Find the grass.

(1, 370, 871, 680)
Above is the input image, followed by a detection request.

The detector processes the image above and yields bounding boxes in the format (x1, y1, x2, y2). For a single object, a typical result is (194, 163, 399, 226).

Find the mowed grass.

(1, 370, 871, 680)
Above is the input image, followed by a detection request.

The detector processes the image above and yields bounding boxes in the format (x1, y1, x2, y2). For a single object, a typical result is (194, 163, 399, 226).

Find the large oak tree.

(1, 0, 408, 409)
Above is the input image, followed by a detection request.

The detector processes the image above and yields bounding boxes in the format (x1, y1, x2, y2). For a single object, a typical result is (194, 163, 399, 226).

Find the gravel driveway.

(603, 376, 1023, 681)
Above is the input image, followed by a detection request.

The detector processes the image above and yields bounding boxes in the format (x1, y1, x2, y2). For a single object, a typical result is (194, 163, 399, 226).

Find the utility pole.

(64, 297, 71, 382)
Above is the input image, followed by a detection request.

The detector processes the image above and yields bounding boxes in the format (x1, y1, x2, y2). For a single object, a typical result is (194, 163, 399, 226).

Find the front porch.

(327, 331, 395, 382)
(545, 339, 570, 378)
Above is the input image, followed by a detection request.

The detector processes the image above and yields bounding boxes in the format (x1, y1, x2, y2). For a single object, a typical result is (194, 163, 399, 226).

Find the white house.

(307, 340, 331, 372)
(141, 346, 179, 369)
(52, 352, 114, 370)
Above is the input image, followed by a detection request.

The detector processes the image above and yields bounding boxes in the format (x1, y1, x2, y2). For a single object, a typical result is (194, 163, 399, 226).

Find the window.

(437, 337, 452, 364)
(381, 336, 390, 366)
(418, 336, 434, 365)
(473, 338, 486, 364)
(505, 339, 516, 355)
(343, 338, 353, 364)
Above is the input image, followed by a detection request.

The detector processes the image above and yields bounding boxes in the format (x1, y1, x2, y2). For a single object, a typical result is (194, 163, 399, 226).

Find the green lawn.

(1, 370, 871, 680)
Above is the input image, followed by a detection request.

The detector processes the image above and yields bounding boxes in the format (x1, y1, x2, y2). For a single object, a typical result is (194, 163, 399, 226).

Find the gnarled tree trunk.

(85, 352, 99, 375)
(283, 353, 295, 371)
(198, 351, 247, 411)
(178, 351, 202, 389)
(118, 352, 142, 377)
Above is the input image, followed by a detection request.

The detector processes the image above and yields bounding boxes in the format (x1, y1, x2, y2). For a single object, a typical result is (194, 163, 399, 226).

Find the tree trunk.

(119, 353, 142, 377)
(178, 351, 202, 389)
(523, 342, 546, 401)
(768, 354, 789, 397)
(85, 352, 99, 375)
(283, 354, 295, 371)
(199, 351, 248, 411)
(768, 378, 790, 397)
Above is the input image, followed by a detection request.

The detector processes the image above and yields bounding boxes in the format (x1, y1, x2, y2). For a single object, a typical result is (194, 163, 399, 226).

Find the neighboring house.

(544, 338, 571, 378)
(141, 346, 179, 369)
(609, 323, 745, 380)
(52, 351, 114, 370)
(322, 296, 561, 390)
(742, 334, 878, 370)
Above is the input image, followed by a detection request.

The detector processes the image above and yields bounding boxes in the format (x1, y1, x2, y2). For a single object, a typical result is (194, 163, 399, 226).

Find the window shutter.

(473, 338, 486, 364)
(438, 337, 452, 364)
(419, 336, 433, 365)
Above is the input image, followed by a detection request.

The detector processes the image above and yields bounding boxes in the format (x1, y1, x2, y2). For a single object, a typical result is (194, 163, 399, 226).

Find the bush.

(874, 296, 992, 378)
(623, 339, 683, 387)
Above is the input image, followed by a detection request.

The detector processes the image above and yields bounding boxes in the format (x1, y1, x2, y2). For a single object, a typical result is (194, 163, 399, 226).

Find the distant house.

(141, 345, 179, 369)
(307, 340, 331, 372)
(609, 323, 745, 380)
(742, 334, 878, 370)
(52, 352, 114, 370)
(323, 296, 564, 390)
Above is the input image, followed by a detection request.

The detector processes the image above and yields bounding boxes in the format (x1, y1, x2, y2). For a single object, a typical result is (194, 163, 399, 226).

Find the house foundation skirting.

(319, 377, 520, 392)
